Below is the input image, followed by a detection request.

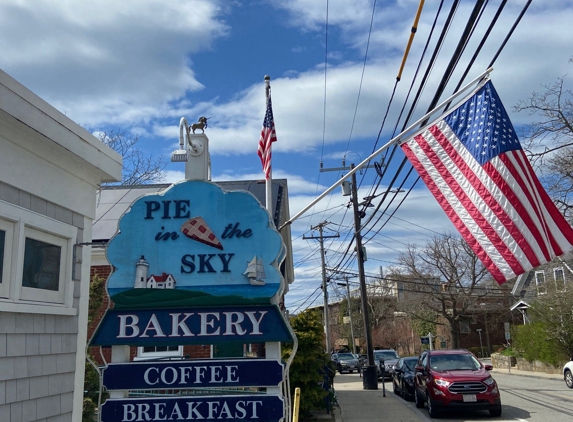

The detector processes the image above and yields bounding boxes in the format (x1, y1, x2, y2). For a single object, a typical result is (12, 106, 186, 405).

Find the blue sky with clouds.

(2, 0, 573, 312)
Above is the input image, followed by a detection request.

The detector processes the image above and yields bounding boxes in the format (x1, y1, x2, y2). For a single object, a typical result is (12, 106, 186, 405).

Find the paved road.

(334, 371, 573, 422)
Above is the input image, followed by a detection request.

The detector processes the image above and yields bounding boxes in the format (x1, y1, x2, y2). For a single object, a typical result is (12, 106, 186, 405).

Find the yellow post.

(292, 387, 301, 422)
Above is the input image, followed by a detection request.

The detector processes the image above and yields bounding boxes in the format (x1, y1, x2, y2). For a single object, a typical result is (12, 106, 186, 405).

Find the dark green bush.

(283, 309, 333, 418)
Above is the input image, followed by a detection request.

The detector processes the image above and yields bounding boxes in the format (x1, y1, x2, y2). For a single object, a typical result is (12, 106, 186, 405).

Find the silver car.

(374, 349, 400, 380)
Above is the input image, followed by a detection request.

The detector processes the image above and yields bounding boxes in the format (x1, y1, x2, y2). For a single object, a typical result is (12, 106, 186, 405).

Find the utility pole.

(319, 160, 378, 390)
(349, 165, 377, 390)
(303, 222, 339, 354)
(337, 278, 357, 354)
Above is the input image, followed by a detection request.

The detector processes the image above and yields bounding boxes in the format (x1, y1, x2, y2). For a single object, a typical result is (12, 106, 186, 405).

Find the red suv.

(414, 349, 502, 418)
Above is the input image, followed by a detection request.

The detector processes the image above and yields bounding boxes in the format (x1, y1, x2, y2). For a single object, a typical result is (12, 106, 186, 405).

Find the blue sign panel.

(103, 359, 284, 390)
(90, 305, 294, 346)
(105, 180, 286, 308)
(101, 395, 284, 422)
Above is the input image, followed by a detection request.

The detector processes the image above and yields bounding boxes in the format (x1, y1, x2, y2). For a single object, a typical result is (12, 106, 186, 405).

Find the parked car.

(332, 352, 359, 374)
(374, 349, 400, 380)
(392, 357, 418, 400)
(564, 358, 573, 388)
(413, 349, 502, 418)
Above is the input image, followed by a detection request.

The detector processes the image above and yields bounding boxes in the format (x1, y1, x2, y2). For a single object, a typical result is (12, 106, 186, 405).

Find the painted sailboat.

(243, 256, 266, 286)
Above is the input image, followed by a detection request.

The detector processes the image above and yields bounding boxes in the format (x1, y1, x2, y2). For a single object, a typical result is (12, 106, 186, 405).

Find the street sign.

(420, 337, 429, 345)
(102, 359, 284, 390)
(101, 395, 284, 422)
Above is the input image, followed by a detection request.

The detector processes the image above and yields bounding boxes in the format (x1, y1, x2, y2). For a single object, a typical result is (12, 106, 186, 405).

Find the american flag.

(401, 80, 573, 284)
(258, 96, 277, 180)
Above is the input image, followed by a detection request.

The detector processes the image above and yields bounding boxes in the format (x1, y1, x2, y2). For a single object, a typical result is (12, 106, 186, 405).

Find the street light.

(476, 329, 484, 358)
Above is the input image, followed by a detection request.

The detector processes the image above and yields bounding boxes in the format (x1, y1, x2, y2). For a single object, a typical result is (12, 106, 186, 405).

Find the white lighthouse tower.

(134, 255, 149, 289)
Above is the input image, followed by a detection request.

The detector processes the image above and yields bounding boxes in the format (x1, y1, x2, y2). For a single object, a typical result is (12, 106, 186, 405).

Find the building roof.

(149, 273, 175, 282)
(0, 69, 121, 183)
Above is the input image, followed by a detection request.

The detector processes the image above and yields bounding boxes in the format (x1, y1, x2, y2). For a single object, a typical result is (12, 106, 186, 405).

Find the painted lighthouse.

(133, 256, 176, 290)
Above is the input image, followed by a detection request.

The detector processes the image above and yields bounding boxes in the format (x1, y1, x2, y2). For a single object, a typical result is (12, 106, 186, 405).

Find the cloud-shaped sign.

(106, 181, 286, 308)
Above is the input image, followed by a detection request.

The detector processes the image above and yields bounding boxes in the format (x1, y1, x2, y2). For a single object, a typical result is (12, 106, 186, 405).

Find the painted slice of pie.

(180, 216, 223, 250)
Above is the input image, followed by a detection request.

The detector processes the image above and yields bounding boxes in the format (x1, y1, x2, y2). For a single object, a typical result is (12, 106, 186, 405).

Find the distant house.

(510, 252, 573, 323)
(147, 272, 176, 289)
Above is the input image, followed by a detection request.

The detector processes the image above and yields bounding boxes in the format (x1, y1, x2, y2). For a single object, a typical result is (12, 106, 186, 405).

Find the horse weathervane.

(190, 116, 210, 134)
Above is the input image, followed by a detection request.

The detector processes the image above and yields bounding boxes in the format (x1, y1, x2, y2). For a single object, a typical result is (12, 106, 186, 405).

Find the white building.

(0, 69, 121, 421)
(146, 273, 176, 289)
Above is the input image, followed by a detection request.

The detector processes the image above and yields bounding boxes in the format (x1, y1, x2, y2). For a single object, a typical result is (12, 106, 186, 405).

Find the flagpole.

(279, 67, 493, 230)
(265, 75, 273, 218)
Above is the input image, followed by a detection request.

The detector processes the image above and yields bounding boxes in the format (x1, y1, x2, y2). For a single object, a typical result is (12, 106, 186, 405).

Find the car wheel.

(489, 405, 502, 417)
(565, 369, 573, 389)
(349, 370, 353, 373)
(427, 393, 440, 418)
(393, 380, 399, 395)
(414, 388, 424, 408)
(337, 364, 342, 373)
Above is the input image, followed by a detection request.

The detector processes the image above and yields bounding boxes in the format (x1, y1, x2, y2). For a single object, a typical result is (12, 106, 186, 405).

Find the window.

(136, 345, 183, 360)
(459, 320, 470, 334)
(554, 267, 565, 290)
(20, 227, 68, 303)
(0, 200, 75, 308)
(535, 271, 546, 294)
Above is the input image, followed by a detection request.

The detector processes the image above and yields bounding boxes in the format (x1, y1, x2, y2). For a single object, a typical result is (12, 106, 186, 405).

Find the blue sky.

(2, 0, 573, 312)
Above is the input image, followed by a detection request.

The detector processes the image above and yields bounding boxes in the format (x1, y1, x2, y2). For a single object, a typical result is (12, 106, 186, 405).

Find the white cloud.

(0, 0, 229, 126)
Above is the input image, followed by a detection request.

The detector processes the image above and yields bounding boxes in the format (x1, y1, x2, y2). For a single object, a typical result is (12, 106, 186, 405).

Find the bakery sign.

(104, 180, 286, 309)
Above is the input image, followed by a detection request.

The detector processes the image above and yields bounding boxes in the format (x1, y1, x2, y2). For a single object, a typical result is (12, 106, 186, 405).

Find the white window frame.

(0, 218, 15, 298)
(135, 345, 183, 361)
(0, 200, 75, 311)
(553, 267, 565, 290)
(535, 271, 546, 295)
(20, 226, 68, 304)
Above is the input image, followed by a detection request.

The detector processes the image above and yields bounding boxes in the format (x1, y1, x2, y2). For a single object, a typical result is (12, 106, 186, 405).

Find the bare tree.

(96, 129, 167, 185)
(514, 62, 573, 220)
(395, 234, 493, 348)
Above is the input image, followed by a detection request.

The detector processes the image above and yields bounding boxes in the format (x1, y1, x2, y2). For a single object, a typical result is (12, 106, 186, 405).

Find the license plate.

(462, 394, 477, 402)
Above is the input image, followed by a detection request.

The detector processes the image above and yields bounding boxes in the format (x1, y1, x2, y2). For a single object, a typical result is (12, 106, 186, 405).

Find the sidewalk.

(332, 376, 429, 422)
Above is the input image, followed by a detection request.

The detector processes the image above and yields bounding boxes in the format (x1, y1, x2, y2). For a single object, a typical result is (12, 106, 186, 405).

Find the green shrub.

(512, 322, 566, 366)
(283, 310, 333, 418)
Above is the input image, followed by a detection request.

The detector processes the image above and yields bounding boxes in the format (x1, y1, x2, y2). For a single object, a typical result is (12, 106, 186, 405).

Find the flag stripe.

(503, 151, 573, 253)
(407, 129, 521, 281)
(426, 124, 538, 272)
(401, 80, 573, 284)
(402, 139, 509, 282)
(493, 152, 555, 260)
